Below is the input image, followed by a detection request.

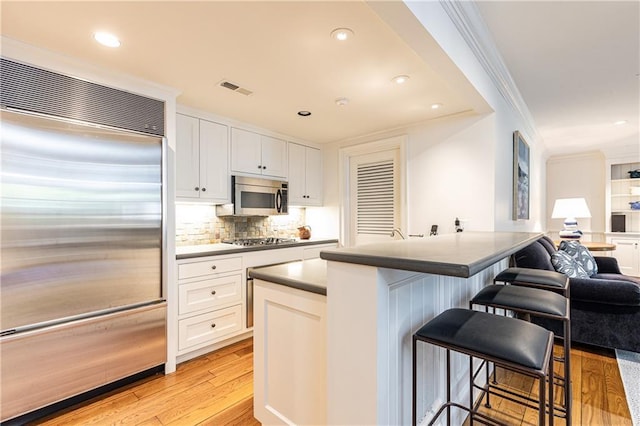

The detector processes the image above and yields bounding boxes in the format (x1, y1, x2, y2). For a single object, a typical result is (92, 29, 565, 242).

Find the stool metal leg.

(549, 351, 555, 426)
(564, 317, 572, 425)
(446, 349, 451, 426)
(469, 355, 474, 426)
(412, 335, 417, 426)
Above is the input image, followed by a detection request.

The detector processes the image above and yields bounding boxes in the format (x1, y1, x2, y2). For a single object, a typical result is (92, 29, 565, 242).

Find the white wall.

(546, 152, 606, 239)
(545, 145, 640, 240)
(401, 1, 546, 233)
(311, 2, 547, 241)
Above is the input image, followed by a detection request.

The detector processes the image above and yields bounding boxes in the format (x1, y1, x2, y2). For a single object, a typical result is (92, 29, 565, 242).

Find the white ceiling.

(476, 1, 639, 156)
(1, 1, 638, 154)
(0, 1, 473, 144)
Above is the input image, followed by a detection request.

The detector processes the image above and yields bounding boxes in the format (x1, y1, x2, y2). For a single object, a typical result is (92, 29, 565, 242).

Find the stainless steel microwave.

(216, 176, 288, 216)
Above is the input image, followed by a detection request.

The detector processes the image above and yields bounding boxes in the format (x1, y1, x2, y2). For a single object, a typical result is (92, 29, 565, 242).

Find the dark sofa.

(512, 236, 640, 353)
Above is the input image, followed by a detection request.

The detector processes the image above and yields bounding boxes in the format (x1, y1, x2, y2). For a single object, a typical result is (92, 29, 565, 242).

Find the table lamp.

(551, 198, 591, 239)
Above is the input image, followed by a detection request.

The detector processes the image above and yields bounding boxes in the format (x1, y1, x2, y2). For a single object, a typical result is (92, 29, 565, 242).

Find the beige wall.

(546, 152, 606, 239)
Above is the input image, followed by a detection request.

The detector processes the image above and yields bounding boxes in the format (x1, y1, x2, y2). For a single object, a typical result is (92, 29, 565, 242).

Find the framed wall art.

(513, 131, 530, 220)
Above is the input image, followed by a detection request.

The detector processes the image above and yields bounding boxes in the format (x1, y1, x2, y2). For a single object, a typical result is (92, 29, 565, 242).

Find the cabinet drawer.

(178, 305, 242, 351)
(179, 274, 242, 315)
(178, 257, 242, 280)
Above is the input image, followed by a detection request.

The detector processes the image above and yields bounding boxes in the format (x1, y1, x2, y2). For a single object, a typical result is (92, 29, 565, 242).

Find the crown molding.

(439, 1, 542, 146)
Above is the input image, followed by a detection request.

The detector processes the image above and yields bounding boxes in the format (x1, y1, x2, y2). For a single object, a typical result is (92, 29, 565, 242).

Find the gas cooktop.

(223, 237, 298, 247)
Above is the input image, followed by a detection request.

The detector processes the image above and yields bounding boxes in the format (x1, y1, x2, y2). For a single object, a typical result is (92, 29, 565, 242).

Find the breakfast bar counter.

(320, 231, 541, 277)
(321, 231, 541, 425)
(251, 231, 542, 425)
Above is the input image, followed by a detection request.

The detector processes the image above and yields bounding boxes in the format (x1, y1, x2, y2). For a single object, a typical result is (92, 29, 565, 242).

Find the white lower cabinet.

(253, 279, 326, 426)
(175, 241, 338, 361)
(178, 274, 242, 315)
(608, 236, 640, 276)
(178, 256, 242, 280)
(177, 255, 244, 356)
(178, 305, 242, 351)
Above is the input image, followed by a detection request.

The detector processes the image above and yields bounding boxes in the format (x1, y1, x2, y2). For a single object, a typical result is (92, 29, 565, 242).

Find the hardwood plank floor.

(29, 339, 632, 425)
(30, 339, 259, 426)
(471, 344, 633, 426)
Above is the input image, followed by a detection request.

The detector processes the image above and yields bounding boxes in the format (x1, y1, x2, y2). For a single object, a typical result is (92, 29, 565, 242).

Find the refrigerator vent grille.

(0, 58, 165, 136)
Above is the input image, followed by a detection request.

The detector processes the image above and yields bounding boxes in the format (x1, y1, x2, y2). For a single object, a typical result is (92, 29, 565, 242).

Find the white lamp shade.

(551, 198, 592, 219)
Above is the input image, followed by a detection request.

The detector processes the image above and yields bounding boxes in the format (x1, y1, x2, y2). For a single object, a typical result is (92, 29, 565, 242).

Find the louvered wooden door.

(349, 148, 400, 246)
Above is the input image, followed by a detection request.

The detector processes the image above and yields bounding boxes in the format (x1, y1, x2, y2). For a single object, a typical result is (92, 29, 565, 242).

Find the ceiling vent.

(218, 80, 253, 96)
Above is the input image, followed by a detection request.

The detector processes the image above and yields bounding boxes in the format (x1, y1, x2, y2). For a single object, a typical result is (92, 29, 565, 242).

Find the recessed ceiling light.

(431, 103, 443, 109)
(94, 31, 120, 48)
(614, 120, 628, 125)
(335, 97, 349, 106)
(298, 111, 312, 117)
(392, 75, 410, 84)
(331, 28, 354, 41)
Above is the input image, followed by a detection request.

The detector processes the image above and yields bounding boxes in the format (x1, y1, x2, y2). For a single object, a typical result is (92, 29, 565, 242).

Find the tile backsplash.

(176, 204, 306, 246)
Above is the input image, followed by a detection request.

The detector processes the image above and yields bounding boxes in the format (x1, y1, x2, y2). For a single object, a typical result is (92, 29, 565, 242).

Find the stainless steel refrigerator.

(0, 59, 167, 422)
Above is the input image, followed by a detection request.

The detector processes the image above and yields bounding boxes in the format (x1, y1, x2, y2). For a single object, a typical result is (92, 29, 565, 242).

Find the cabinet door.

(199, 119, 229, 202)
(288, 142, 307, 204)
(176, 114, 201, 198)
(611, 238, 640, 276)
(304, 146, 322, 205)
(231, 128, 262, 175)
(261, 135, 287, 179)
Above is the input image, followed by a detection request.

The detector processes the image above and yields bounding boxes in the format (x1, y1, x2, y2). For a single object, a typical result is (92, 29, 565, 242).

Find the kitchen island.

(250, 259, 328, 426)
(251, 232, 541, 425)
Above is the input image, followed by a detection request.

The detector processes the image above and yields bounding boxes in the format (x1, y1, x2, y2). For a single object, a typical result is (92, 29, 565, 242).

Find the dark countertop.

(249, 258, 328, 295)
(176, 238, 339, 260)
(320, 232, 542, 278)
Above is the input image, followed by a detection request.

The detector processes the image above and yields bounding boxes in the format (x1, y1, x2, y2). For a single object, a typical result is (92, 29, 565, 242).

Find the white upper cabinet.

(199, 119, 229, 201)
(260, 135, 288, 179)
(176, 113, 229, 202)
(231, 128, 287, 180)
(288, 142, 322, 206)
(176, 114, 200, 198)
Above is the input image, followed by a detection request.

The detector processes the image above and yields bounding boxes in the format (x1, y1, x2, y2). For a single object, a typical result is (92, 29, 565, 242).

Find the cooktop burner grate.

(223, 237, 297, 246)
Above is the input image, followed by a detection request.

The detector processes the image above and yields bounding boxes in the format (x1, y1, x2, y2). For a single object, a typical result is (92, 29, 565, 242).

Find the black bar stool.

(470, 284, 571, 425)
(494, 267, 569, 297)
(412, 308, 554, 426)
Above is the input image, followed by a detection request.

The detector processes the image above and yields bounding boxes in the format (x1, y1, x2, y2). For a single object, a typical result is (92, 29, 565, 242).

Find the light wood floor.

(471, 344, 633, 425)
(30, 339, 632, 425)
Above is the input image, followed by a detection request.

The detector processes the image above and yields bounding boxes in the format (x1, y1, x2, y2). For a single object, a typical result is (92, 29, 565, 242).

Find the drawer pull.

(211, 265, 217, 270)
(211, 290, 216, 295)
(211, 323, 216, 328)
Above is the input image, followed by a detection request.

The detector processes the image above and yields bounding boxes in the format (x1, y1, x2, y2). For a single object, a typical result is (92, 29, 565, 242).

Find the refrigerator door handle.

(1, 299, 166, 336)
